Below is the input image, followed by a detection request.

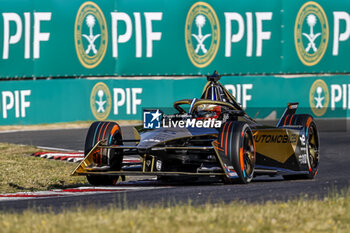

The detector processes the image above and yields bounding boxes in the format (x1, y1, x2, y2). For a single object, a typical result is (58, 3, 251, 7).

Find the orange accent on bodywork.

(214, 146, 224, 152)
(240, 147, 244, 170)
(306, 117, 312, 128)
(213, 106, 221, 119)
(284, 114, 289, 126)
(289, 114, 294, 125)
(213, 140, 224, 151)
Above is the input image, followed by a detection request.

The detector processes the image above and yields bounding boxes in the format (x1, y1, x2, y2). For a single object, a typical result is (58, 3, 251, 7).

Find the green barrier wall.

(1, 0, 350, 78)
(0, 75, 347, 125)
(1, 0, 350, 125)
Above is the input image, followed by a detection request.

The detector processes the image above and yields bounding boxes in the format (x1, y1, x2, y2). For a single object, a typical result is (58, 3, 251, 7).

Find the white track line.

(37, 146, 83, 152)
(0, 185, 167, 201)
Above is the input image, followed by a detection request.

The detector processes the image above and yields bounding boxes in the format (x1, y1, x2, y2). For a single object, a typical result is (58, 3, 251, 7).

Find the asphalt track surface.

(0, 124, 349, 212)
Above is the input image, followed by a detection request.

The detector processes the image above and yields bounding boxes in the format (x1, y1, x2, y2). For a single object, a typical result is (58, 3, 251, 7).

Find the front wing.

(71, 140, 228, 178)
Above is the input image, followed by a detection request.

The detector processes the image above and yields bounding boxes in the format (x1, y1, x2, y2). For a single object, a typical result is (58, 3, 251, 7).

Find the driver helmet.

(195, 104, 221, 119)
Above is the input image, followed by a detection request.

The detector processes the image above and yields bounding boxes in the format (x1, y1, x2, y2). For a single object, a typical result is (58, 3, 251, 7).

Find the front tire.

(219, 121, 256, 184)
(283, 114, 320, 180)
(84, 121, 123, 186)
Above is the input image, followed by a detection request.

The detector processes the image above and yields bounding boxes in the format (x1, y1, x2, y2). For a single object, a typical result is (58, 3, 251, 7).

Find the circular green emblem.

(90, 82, 111, 120)
(309, 79, 329, 116)
(185, 2, 220, 68)
(295, 1, 329, 66)
(75, 2, 108, 69)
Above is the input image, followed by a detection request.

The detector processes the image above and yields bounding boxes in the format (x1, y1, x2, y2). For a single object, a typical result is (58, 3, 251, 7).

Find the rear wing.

(276, 102, 298, 127)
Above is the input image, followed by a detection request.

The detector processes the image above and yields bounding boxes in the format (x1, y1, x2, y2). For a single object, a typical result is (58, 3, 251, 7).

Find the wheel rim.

(243, 130, 255, 177)
(308, 124, 319, 171)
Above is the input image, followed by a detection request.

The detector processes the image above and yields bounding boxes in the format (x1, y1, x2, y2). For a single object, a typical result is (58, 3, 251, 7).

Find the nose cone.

(137, 127, 218, 149)
(137, 128, 192, 149)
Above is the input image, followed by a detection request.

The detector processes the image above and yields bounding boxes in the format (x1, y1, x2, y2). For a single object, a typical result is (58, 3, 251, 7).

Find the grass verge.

(0, 193, 349, 233)
(0, 143, 87, 193)
(0, 143, 349, 233)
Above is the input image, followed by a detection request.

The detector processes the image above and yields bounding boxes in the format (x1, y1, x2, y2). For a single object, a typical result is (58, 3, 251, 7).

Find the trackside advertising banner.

(0, 75, 347, 125)
(1, 0, 350, 78)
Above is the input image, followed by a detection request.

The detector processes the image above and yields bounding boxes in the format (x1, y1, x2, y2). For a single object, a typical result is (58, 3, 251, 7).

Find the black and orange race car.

(72, 71, 320, 185)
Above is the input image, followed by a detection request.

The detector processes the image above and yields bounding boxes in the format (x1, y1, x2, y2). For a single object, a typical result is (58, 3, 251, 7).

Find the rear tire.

(283, 114, 319, 180)
(84, 121, 123, 186)
(219, 121, 256, 184)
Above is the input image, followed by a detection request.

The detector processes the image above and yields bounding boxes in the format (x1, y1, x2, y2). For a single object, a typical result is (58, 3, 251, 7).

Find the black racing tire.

(283, 114, 320, 180)
(84, 121, 124, 186)
(219, 121, 256, 184)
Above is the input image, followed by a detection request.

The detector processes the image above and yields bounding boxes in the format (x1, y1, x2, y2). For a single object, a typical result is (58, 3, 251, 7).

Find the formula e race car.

(72, 71, 320, 185)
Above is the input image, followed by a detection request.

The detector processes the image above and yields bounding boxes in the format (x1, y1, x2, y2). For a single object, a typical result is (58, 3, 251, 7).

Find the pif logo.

(185, 2, 220, 68)
(75, 2, 108, 69)
(295, 1, 329, 66)
(90, 82, 111, 120)
(309, 79, 329, 116)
